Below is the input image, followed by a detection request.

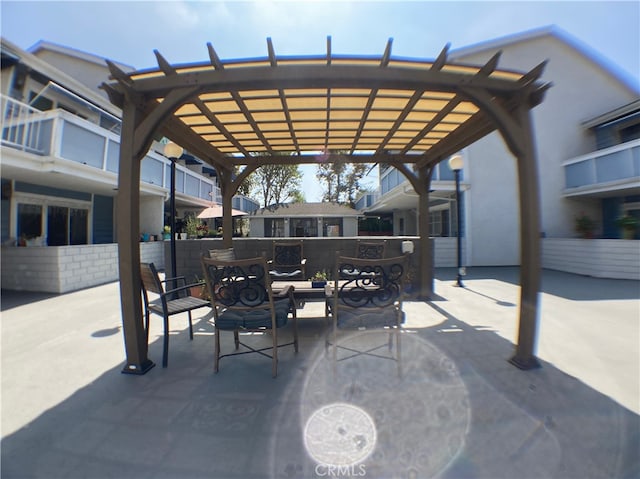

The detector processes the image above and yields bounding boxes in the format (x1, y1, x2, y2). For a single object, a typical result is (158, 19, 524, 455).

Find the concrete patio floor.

(1, 267, 638, 478)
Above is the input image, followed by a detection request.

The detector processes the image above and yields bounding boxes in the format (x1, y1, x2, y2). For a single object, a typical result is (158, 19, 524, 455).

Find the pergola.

(102, 38, 549, 375)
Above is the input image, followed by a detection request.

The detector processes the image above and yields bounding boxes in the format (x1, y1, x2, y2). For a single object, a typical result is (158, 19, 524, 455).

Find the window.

(265, 218, 285, 237)
(47, 206, 68, 246)
(429, 209, 452, 237)
(620, 123, 640, 143)
(70, 208, 88, 244)
(290, 218, 317, 237)
(18, 204, 42, 239)
(15, 194, 90, 246)
(45, 206, 89, 245)
(28, 91, 53, 111)
(323, 218, 343, 237)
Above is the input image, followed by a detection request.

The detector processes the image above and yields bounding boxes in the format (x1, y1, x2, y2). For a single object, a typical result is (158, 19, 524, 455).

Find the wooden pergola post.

(118, 100, 154, 375)
(416, 166, 435, 299)
(510, 106, 542, 369)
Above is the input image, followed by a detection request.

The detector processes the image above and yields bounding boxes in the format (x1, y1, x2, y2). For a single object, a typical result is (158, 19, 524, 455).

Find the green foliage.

(235, 165, 256, 197)
(251, 162, 303, 206)
(311, 270, 329, 281)
(616, 214, 638, 230)
(574, 213, 596, 238)
(316, 155, 371, 207)
(185, 214, 200, 237)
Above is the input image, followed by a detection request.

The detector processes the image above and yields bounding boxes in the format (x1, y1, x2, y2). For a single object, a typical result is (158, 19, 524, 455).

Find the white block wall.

(542, 238, 640, 280)
(1, 242, 165, 293)
(433, 237, 467, 267)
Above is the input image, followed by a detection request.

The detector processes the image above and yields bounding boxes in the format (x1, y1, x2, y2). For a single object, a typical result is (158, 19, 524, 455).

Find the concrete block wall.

(542, 238, 640, 280)
(432, 237, 468, 267)
(165, 237, 427, 285)
(1, 241, 165, 293)
(57, 244, 119, 293)
(1, 246, 63, 293)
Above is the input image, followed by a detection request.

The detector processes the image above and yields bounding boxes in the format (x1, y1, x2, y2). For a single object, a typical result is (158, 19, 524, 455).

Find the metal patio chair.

(140, 262, 210, 368)
(201, 255, 298, 377)
(355, 239, 387, 259)
(267, 240, 307, 280)
(327, 253, 408, 375)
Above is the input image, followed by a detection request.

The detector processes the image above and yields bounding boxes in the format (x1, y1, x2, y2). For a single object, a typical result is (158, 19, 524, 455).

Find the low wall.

(3, 237, 636, 294)
(542, 238, 640, 280)
(1, 241, 164, 293)
(165, 236, 426, 283)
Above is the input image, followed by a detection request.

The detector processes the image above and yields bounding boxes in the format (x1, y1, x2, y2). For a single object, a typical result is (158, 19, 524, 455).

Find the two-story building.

(0, 38, 258, 292)
(358, 26, 639, 278)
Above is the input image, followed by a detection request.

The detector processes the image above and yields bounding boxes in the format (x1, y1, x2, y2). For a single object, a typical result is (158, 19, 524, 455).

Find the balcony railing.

(1, 94, 221, 202)
(563, 139, 640, 194)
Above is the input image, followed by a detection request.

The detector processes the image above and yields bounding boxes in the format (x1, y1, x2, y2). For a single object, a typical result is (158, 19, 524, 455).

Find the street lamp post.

(448, 154, 464, 287)
(163, 142, 183, 285)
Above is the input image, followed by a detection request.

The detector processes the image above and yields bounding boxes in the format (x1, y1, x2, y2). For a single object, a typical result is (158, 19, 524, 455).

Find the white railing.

(563, 139, 640, 193)
(1, 95, 52, 154)
(1, 94, 224, 202)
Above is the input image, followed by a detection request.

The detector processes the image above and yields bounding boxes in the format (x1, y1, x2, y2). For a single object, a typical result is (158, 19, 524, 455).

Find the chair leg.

(272, 329, 278, 378)
(188, 311, 194, 340)
(292, 311, 299, 354)
(144, 309, 150, 345)
(162, 316, 169, 368)
(214, 327, 220, 373)
(332, 325, 338, 376)
(396, 326, 402, 378)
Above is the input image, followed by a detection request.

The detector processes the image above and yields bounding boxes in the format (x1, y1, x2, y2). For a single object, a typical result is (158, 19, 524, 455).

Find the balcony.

(1, 94, 221, 202)
(563, 139, 640, 197)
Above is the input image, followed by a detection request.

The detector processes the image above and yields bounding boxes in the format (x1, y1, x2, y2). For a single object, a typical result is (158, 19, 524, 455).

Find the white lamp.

(448, 154, 463, 171)
(164, 141, 183, 159)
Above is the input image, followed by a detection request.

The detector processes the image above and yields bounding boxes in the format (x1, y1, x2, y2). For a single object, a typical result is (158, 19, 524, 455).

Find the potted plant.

(162, 225, 171, 240)
(310, 270, 329, 288)
(189, 276, 209, 300)
(575, 213, 596, 239)
(185, 215, 200, 239)
(616, 214, 638, 239)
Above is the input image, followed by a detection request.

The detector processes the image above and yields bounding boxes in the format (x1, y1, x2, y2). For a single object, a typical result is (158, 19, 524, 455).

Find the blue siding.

(93, 195, 114, 244)
(15, 182, 91, 201)
(1, 180, 10, 242)
(602, 197, 621, 239)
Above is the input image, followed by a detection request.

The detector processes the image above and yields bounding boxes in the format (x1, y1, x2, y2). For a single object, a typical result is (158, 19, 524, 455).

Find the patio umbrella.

(197, 205, 248, 219)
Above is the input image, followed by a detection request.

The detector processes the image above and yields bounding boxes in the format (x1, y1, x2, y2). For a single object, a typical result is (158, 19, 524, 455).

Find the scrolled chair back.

(273, 241, 303, 266)
(202, 256, 272, 309)
(334, 253, 407, 311)
(337, 259, 404, 309)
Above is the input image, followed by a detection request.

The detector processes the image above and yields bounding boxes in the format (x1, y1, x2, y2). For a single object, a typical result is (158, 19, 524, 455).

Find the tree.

(316, 158, 371, 207)
(235, 166, 256, 197)
(253, 163, 303, 207)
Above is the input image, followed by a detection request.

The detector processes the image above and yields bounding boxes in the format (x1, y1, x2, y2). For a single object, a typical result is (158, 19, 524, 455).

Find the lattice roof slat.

(104, 38, 548, 166)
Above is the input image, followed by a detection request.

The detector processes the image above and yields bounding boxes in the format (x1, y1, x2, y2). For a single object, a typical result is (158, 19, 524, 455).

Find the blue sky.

(2, 0, 639, 201)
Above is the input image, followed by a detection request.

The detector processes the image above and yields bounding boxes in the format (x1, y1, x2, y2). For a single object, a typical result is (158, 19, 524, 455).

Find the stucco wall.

(139, 196, 165, 240)
(455, 33, 639, 264)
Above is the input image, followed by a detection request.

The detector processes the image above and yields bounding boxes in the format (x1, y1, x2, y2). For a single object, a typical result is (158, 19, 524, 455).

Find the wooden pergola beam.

(125, 65, 529, 97)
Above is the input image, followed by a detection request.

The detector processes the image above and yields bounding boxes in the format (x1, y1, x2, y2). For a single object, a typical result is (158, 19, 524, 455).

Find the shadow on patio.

(1, 271, 638, 478)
